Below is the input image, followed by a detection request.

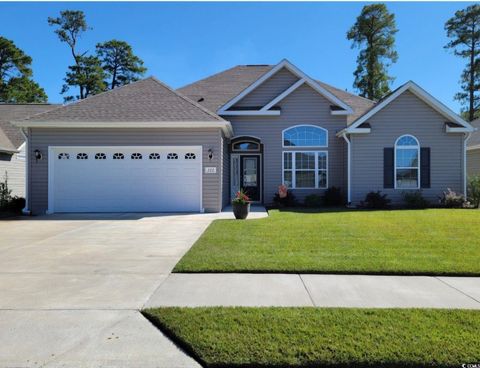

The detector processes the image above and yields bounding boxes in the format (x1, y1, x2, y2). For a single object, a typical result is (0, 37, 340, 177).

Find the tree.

(1, 77, 47, 103)
(445, 4, 480, 122)
(96, 40, 146, 89)
(48, 10, 90, 99)
(62, 56, 106, 102)
(0, 36, 47, 103)
(347, 3, 398, 101)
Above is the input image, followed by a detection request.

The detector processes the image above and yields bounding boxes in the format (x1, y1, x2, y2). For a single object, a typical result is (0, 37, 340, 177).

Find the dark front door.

(240, 155, 260, 201)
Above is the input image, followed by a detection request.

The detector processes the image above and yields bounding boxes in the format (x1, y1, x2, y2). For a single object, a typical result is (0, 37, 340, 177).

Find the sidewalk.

(145, 273, 480, 309)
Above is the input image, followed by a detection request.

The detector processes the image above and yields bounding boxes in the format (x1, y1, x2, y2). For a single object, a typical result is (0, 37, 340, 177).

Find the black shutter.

(384, 148, 394, 188)
(420, 147, 431, 188)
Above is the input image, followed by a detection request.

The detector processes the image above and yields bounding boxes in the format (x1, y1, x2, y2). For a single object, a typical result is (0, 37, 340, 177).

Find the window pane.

(233, 142, 259, 151)
(318, 170, 327, 188)
(397, 135, 418, 146)
(296, 171, 315, 188)
(284, 171, 292, 188)
(283, 126, 327, 147)
(396, 169, 418, 188)
(396, 149, 418, 167)
(284, 152, 292, 170)
(295, 152, 315, 169)
(318, 152, 327, 170)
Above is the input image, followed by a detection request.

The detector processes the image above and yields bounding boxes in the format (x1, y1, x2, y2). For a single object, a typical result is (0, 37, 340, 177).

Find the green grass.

(174, 209, 480, 275)
(143, 307, 480, 368)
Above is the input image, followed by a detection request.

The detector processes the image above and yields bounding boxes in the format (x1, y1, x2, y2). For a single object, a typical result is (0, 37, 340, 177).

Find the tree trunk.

(469, 36, 475, 121)
(111, 67, 117, 90)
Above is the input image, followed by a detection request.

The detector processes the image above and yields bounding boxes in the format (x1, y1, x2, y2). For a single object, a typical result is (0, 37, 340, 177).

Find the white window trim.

(282, 124, 328, 148)
(394, 134, 420, 190)
(282, 150, 328, 189)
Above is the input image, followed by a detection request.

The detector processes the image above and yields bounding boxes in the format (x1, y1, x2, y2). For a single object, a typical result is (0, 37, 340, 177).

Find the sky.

(0, 1, 477, 112)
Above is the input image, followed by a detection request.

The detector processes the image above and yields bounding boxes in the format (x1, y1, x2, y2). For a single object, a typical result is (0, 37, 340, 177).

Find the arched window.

(395, 135, 420, 189)
(283, 125, 328, 147)
(232, 141, 260, 152)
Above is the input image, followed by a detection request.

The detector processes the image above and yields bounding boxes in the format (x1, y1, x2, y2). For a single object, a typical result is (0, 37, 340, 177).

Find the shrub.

(7, 197, 26, 213)
(304, 194, 323, 208)
(468, 176, 480, 208)
(402, 191, 429, 209)
(323, 186, 344, 206)
(273, 189, 297, 207)
(0, 172, 12, 209)
(439, 188, 467, 208)
(359, 191, 391, 209)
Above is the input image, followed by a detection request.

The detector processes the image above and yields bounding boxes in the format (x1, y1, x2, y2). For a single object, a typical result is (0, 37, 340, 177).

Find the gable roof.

(178, 62, 375, 120)
(217, 59, 354, 115)
(0, 103, 58, 153)
(342, 81, 474, 135)
(18, 77, 225, 124)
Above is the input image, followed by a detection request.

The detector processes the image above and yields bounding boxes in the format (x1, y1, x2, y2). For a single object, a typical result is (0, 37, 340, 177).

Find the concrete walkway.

(146, 273, 480, 309)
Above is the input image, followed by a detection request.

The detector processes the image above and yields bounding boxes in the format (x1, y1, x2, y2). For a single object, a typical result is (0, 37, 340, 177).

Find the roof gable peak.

(217, 59, 354, 116)
(343, 81, 474, 134)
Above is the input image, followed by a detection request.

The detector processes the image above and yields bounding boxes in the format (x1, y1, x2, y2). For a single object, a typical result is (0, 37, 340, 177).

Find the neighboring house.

(0, 104, 58, 197)
(12, 59, 474, 214)
(467, 118, 480, 177)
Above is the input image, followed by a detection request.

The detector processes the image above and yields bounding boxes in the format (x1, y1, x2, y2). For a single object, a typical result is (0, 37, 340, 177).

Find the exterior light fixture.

(34, 149, 42, 161)
(208, 148, 213, 160)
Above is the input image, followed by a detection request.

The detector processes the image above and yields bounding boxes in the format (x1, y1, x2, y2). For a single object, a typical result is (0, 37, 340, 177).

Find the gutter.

(11, 120, 234, 138)
(464, 131, 472, 198)
(19, 128, 30, 215)
(341, 133, 351, 205)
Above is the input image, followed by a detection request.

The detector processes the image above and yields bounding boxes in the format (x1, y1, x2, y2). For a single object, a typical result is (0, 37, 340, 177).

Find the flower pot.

(232, 202, 250, 219)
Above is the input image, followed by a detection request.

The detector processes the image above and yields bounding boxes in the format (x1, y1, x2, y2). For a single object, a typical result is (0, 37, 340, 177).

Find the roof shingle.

(0, 104, 58, 152)
(22, 77, 225, 123)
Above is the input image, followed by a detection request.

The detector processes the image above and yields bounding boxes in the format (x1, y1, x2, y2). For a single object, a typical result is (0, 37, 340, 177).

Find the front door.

(240, 156, 260, 201)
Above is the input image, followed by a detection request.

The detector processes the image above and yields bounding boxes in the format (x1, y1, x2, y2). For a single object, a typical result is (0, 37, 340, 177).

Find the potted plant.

(232, 188, 251, 219)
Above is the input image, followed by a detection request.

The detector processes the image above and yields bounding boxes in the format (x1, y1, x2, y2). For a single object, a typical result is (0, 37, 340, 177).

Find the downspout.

(20, 128, 30, 215)
(464, 131, 472, 198)
(342, 132, 351, 205)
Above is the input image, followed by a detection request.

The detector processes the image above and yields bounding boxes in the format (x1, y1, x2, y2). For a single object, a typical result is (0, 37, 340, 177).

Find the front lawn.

(144, 307, 480, 368)
(174, 209, 480, 275)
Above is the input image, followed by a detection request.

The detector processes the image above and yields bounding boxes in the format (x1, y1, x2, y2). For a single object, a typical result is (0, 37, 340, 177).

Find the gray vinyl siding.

(28, 128, 223, 214)
(350, 90, 465, 205)
(0, 147, 25, 197)
(234, 68, 300, 108)
(229, 83, 348, 205)
(467, 149, 480, 177)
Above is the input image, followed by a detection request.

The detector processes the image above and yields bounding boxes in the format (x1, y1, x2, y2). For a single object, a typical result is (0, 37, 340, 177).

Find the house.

(12, 59, 474, 214)
(467, 118, 480, 177)
(0, 104, 58, 197)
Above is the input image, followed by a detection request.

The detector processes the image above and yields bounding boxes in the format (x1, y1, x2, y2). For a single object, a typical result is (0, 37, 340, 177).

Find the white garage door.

(48, 146, 202, 213)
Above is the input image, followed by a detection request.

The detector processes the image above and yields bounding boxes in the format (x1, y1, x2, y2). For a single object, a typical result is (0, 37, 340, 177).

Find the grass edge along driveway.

(143, 307, 480, 368)
(174, 209, 480, 275)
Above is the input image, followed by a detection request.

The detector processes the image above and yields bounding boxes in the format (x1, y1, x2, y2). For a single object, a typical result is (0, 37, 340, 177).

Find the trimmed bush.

(304, 194, 323, 208)
(273, 190, 297, 207)
(439, 188, 466, 208)
(402, 191, 429, 209)
(7, 197, 26, 213)
(323, 186, 344, 206)
(359, 191, 391, 209)
(468, 175, 480, 208)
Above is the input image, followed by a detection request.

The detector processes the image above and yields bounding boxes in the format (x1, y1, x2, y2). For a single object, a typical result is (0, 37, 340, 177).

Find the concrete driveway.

(0, 213, 216, 367)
